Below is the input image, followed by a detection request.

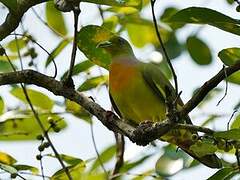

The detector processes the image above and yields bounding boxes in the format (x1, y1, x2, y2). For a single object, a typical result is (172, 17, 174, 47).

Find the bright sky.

(0, 0, 240, 179)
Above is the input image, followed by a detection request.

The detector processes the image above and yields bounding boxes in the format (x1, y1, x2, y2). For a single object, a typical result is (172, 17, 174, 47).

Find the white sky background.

(0, 0, 240, 179)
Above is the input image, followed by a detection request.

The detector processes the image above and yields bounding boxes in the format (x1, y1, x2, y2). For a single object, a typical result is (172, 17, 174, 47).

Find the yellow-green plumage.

(98, 36, 222, 168)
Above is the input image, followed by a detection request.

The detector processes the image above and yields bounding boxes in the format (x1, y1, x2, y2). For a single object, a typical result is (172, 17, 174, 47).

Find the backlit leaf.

(207, 168, 235, 180)
(77, 25, 113, 69)
(82, 0, 142, 9)
(61, 60, 94, 80)
(46, 1, 67, 36)
(0, 113, 67, 140)
(13, 164, 39, 174)
(6, 37, 28, 52)
(45, 38, 71, 67)
(51, 161, 86, 180)
(90, 144, 116, 171)
(0, 152, 17, 165)
(218, 48, 240, 66)
(189, 141, 217, 158)
(230, 114, 240, 129)
(11, 88, 54, 110)
(214, 129, 240, 141)
(0, 96, 4, 115)
(65, 99, 92, 123)
(78, 75, 108, 92)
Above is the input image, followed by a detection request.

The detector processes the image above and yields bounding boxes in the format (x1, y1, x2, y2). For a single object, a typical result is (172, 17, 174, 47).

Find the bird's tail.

(161, 129, 222, 168)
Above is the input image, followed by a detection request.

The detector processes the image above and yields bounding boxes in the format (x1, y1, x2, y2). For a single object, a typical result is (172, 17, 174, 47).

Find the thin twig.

(0, 57, 240, 145)
(227, 109, 238, 130)
(14, 32, 24, 70)
(217, 65, 228, 106)
(180, 61, 240, 117)
(65, 6, 80, 86)
(111, 133, 125, 179)
(90, 123, 108, 175)
(10, 33, 58, 78)
(31, 7, 65, 37)
(235, 149, 240, 171)
(3, 50, 72, 180)
(150, 0, 178, 95)
(39, 141, 45, 180)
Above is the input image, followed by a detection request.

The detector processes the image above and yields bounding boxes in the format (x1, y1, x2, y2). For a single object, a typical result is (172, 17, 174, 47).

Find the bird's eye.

(118, 38, 125, 46)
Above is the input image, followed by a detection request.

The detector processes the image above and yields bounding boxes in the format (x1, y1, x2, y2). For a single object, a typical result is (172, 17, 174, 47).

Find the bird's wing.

(109, 93, 122, 118)
(141, 62, 192, 124)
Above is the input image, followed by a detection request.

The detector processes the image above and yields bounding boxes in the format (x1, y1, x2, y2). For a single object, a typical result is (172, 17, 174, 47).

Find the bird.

(97, 36, 222, 168)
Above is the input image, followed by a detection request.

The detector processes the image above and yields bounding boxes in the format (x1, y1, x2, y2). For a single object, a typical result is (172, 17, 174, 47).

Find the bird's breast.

(109, 62, 138, 92)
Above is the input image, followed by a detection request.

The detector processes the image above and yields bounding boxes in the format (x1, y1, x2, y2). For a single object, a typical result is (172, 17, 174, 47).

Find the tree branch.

(180, 62, 240, 117)
(0, 60, 239, 145)
(0, 0, 48, 41)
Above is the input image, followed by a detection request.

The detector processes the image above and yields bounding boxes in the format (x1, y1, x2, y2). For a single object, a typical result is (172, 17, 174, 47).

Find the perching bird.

(97, 36, 222, 168)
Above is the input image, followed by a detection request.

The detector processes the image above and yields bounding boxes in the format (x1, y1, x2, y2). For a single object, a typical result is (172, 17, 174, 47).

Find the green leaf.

(120, 14, 170, 47)
(226, 0, 235, 5)
(193, 87, 222, 108)
(65, 99, 92, 123)
(45, 38, 71, 67)
(155, 155, 183, 177)
(47, 154, 83, 166)
(218, 48, 240, 66)
(159, 33, 183, 60)
(78, 75, 108, 92)
(227, 71, 240, 85)
(0, 113, 67, 140)
(0, 96, 4, 115)
(0, 61, 16, 72)
(106, 7, 138, 15)
(0, 152, 17, 165)
(77, 25, 113, 69)
(46, 1, 67, 36)
(201, 115, 220, 127)
(61, 60, 94, 80)
(167, 7, 240, 36)
(102, 16, 119, 31)
(90, 144, 116, 171)
(0, 0, 17, 12)
(207, 167, 235, 180)
(230, 114, 240, 129)
(11, 88, 54, 110)
(160, 7, 183, 29)
(0, 55, 18, 61)
(121, 154, 152, 173)
(155, 145, 190, 176)
(0, 162, 18, 174)
(186, 36, 212, 65)
(189, 141, 217, 158)
(214, 129, 240, 141)
(82, 0, 142, 9)
(5, 37, 28, 52)
(13, 164, 39, 174)
(51, 161, 86, 180)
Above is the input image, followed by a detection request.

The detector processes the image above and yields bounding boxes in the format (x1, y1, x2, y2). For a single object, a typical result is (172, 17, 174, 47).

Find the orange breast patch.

(109, 62, 138, 92)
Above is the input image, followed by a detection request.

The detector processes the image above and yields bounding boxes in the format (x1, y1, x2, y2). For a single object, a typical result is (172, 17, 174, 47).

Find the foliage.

(0, 0, 240, 179)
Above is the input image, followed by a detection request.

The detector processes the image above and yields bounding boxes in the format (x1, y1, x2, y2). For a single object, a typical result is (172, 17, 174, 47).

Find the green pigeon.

(98, 36, 222, 168)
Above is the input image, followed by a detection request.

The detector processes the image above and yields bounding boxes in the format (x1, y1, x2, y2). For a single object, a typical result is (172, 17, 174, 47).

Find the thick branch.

(0, 69, 136, 137)
(0, 0, 48, 41)
(0, 60, 239, 145)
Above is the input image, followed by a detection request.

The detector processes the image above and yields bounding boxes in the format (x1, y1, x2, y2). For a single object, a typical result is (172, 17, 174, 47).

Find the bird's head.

(97, 36, 134, 59)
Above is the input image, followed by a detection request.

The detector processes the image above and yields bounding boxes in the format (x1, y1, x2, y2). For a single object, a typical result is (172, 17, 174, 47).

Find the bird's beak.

(96, 41, 112, 48)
